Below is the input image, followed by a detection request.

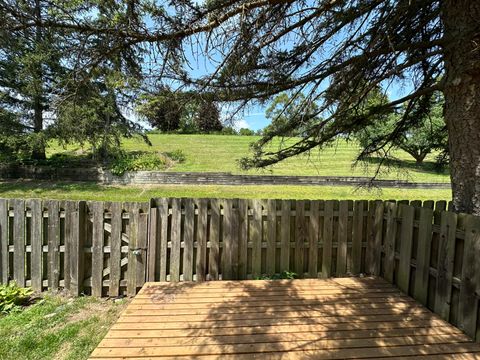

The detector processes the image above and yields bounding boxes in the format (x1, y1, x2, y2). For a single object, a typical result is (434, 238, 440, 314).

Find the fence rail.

(1, 197, 479, 340)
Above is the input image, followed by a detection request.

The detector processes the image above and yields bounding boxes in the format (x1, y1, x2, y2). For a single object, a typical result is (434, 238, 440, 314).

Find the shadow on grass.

(362, 156, 449, 176)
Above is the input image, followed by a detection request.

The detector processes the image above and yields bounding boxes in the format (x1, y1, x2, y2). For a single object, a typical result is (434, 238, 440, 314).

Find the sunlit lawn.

(48, 134, 450, 183)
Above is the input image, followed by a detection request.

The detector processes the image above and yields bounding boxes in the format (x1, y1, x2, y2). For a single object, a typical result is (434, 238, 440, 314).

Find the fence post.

(69, 201, 86, 296)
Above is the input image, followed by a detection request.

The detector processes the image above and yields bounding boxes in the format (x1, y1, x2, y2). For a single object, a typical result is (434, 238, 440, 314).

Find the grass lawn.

(0, 181, 452, 202)
(0, 294, 128, 360)
(48, 134, 450, 183)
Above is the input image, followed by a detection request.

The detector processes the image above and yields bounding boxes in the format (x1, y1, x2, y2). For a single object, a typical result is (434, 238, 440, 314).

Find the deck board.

(90, 277, 480, 359)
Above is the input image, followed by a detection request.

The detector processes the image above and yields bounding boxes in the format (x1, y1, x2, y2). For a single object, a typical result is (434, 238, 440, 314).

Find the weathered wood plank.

(136, 210, 148, 291)
(170, 198, 181, 282)
(322, 201, 334, 278)
(183, 198, 194, 281)
(30, 199, 43, 292)
(370, 201, 384, 276)
(397, 204, 415, 294)
(127, 203, 139, 296)
(13, 199, 25, 287)
(266, 199, 277, 275)
(47, 200, 60, 291)
(69, 201, 86, 296)
(209, 199, 220, 280)
(196, 199, 208, 281)
(458, 214, 480, 339)
(295, 200, 306, 277)
(383, 202, 398, 283)
(352, 200, 364, 275)
(280, 200, 291, 272)
(251, 199, 262, 278)
(337, 200, 349, 276)
(0, 199, 8, 284)
(109, 202, 122, 297)
(237, 200, 248, 280)
(92, 202, 104, 297)
(147, 207, 158, 282)
(413, 207, 433, 306)
(434, 211, 457, 321)
(158, 199, 169, 282)
(308, 200, 319, 278)
(222, 199, 234, 280)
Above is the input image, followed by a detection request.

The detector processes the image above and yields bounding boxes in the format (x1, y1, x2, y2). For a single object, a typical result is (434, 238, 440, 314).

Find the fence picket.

(352, 200, 364, 274)
(47, 200, 60, 291)
(109, 202, 122, 296)
(183, 198, 194, 281)
(170, 199, 181, 282)
(337, 200, 349, 276)
(383, 202, 397, 283)
(209, 199, 220, 280)
(295, 200, 306, 277)
(30, 199, 43, 292)
(413, 207, 433, 305)
(280, 200, 291, 272)
(322, 200, 334, 278)
(196, 199, 208, 281)
(434, 210, 457, 321)
(308, 200, 320, 277)
(251, 199, 262, 278)
(266, 199, 276, 275)
(397, 204, 415, 294)
(13, 199, 25, 287)
(0, 199, 7, 284)
(92, 202, 104, 297)
(458, 215, 480, 339)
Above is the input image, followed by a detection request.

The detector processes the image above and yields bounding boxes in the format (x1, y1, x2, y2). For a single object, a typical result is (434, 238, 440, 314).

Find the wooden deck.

(90, 277, 480, 359)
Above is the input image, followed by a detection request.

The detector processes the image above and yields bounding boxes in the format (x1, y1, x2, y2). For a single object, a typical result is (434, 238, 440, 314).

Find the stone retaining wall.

(0, 164, 451, 189)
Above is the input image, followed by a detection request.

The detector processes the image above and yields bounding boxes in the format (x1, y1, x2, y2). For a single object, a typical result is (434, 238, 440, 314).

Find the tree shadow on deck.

(143, 277, 461, 359)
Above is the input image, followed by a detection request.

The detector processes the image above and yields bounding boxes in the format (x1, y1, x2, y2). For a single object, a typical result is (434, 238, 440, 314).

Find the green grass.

(0, 181, 452, 202)
(0, 294, 127, 360)
(48, 134, 450, 183)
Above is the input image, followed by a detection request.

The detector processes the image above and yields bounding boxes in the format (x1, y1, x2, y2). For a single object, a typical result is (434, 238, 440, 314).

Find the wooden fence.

(1, 197, 480, 340)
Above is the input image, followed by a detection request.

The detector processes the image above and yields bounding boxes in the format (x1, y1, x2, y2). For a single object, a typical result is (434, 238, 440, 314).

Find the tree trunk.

(31, 0, 46, 161)
(441, 0, 480, 215)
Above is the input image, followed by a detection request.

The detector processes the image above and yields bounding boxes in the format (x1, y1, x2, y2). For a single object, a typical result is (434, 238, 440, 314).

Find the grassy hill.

(49, 134, 450, 183)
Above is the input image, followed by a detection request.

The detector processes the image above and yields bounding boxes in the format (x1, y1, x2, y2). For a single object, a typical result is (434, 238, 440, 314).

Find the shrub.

(256, 271, 298, 280)
(166, 149, 186, 163)
(0, 282, 33, 314)
(109, 152, 167, 176)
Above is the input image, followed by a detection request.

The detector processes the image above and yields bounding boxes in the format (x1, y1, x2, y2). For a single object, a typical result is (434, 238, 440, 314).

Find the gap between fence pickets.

(1, 197, 480, 341)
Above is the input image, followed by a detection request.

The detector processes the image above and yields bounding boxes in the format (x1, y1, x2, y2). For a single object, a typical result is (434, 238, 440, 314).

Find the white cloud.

(233, 119, 250, 130)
